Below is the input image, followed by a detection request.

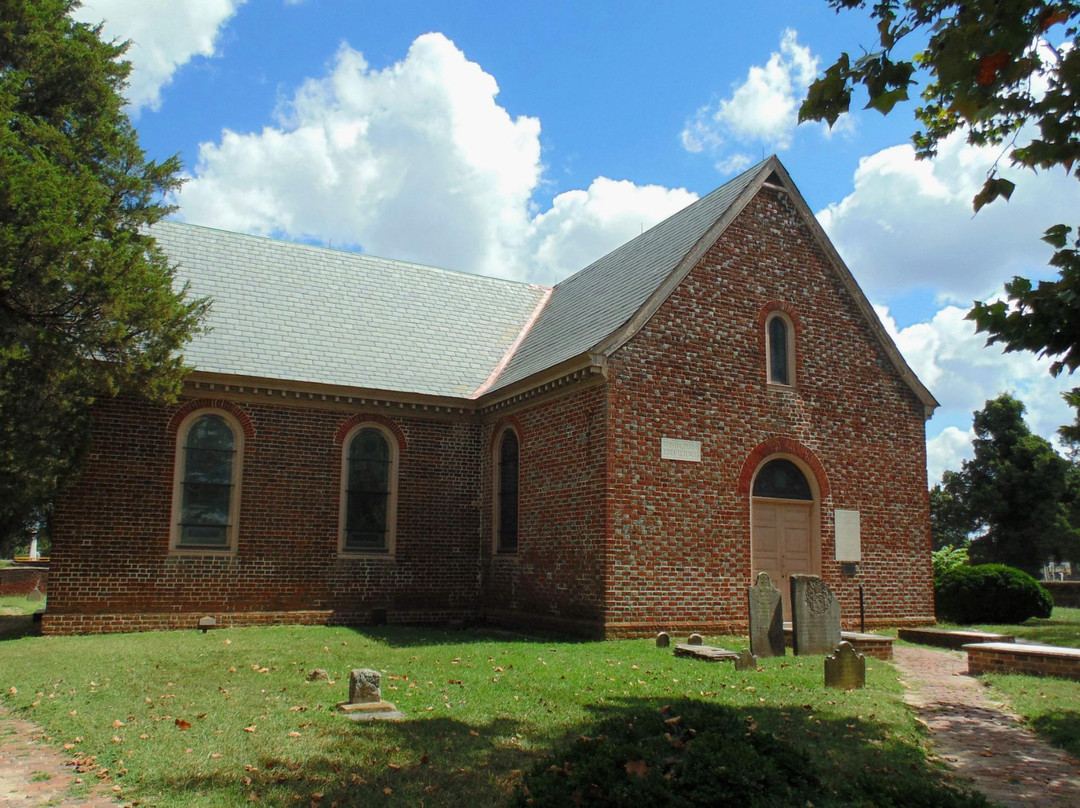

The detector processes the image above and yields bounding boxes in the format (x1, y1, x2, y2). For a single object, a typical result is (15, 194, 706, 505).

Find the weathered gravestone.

(747, 571, 785, 657)
(337, 668, 403, 720)
(790, 574, 841, 656)
(687, 633, 704, 646)
(734, 648, 758, 671)
(26, 586, 43, 603)
(656, 631, 671, 648)
(824, 642, 865, 689)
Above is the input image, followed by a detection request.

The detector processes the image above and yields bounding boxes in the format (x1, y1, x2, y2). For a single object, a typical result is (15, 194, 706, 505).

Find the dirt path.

(893, 644, 1080, 807)
(0, 706, 119, 808)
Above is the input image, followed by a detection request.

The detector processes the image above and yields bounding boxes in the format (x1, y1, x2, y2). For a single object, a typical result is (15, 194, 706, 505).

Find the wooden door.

(751, 499, 813, 618)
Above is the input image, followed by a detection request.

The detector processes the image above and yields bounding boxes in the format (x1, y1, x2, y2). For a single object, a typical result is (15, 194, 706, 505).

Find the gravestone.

(687, 633, 704, 646)
(338, 667, 402, 720)
(824, 642, 865, 689)
(734, 648, 758, 671)
(747, 572, 785, 657)
(656, 631, 670, 648)
(26, 586, 43, 602)
(790, 574, 841, 656)
(349, 669, 382, 703)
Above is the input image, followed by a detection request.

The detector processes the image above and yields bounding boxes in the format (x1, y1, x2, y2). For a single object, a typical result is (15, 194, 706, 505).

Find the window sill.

(170, 546, 237, 557)
(337, 550, 395, 560)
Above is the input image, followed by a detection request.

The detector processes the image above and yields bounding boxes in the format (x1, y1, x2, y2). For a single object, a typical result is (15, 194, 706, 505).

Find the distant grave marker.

(824, 642, 865, 689)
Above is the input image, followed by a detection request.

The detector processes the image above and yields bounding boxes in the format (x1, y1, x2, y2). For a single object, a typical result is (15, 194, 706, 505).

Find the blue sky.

(74, 0, 1079, 482)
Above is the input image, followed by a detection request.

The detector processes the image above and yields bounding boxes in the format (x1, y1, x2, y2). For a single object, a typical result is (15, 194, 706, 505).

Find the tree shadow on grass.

(0, 615, 40, 641)
(146, 698, 990, 808)
(341, 624, 597, 649)
(1029, 710, 1080, 760)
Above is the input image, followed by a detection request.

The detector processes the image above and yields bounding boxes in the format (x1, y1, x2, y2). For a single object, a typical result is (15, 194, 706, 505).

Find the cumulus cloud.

(73, 0, 245, 112)
(177, 33, 697, 282)
(819, 133, 1074, 303)
(875, 302, 1076, 483)
(681, 29, 825, 169)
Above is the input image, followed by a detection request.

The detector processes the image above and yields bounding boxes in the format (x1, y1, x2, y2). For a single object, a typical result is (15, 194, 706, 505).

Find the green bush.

(935, 564, 1054, 624)
(931, 544, 969, 585)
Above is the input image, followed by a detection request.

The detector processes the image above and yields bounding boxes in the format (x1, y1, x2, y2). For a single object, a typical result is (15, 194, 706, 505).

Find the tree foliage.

(0, 0, 206, 544)
(933, 394, 1080, 575)
(800, 2, 1080, 432)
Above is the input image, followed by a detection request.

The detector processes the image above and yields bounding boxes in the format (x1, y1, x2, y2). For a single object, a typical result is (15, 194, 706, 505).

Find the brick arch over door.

(736, 437, 829, 500)
(740, 438, 829, 619)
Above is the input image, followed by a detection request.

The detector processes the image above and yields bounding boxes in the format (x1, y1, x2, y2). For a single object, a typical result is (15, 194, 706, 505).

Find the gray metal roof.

(489, 159, 768, 391)
(154, 221, 548, 398)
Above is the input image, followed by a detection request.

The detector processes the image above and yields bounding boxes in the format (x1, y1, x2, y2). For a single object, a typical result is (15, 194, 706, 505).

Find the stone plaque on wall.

(660, 437, 701, 462)
(790, 574, 841, 656)
(748, 571, 785, 657)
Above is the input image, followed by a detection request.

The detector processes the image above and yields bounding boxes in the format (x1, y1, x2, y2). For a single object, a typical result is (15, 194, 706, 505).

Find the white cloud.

(73, 0, 245, 112)
(876, 302, 1076, 484)
(177, 33, 697, 282)
(819, 133, 1075, 303)
(681, 29, 827, 168)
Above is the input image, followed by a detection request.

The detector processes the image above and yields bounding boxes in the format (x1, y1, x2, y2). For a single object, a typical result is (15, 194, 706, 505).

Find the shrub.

(935, 564, 1054, 624)
(931, 544, 969, 585)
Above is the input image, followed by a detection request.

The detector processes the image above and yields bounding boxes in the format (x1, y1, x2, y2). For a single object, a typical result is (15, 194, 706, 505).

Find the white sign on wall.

(660, 437, 702, 462)
(834, 509, 861, 561)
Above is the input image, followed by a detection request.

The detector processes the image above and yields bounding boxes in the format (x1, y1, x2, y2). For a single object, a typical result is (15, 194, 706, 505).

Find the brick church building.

(45, 157, 938, 636)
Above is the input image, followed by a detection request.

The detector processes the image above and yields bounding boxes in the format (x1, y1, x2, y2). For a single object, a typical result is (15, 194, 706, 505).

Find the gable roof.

(154, 221, 549, 399)
(159, 156, 936, 414)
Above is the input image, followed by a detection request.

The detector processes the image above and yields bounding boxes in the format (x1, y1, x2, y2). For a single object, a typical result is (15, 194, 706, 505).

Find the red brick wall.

(46, 395, 482, 634)
(481, 384, 608, 636)
(0, 566, 48, 597)
(603, 186, 934, 635)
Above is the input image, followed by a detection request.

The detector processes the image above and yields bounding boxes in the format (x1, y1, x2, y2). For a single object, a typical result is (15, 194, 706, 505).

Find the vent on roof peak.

(764, 170, 784, 187)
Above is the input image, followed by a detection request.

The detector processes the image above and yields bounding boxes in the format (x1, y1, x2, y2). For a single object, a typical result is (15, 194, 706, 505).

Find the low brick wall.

(965, 642, 1080, 681)
(841, 632, 894, 660)
(1042, 581, 1080, 608)
(899, 627, 1015, 650)
(0, 566, 48, 597)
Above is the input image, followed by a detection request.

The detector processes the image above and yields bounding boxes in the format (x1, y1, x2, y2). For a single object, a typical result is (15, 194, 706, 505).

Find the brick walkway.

(893, 644, 1080, 807)
(0, 707, 119, 807)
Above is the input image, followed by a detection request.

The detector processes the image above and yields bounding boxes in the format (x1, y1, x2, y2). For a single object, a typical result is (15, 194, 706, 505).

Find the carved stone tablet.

(687, 633, 704, 646)
(790, 574, 841, 656)
(825, 641, 865, 690)
(734, 648, 758, 671)
(349, 668, 382, 704)
(656, 631, 671, 648)
(748, 572, 785, 657)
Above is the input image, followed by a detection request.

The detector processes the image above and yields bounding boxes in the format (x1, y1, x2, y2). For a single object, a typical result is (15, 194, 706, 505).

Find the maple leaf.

(175, 719, 192, 730)
(625, 760, 648, 777)
(976, 51, 1009, 86)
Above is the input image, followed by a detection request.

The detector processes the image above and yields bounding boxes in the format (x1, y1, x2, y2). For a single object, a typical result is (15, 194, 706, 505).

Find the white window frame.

(765, 311, 796, 387)
(338, 422, 399, 557)
(170, 408, 244, 556)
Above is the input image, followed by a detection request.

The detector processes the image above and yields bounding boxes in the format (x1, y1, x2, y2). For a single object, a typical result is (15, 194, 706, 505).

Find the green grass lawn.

(943, 606, 1080, 761)
(0, 594, 45, 616)
(0, 625, 986, 808)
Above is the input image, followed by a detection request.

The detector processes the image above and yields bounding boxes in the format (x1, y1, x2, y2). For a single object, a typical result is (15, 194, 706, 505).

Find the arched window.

(766, 312, 795, 386)
(495, 428, 519, 553)
(752, 458, 812, 500)
(341, 424, 398, 554)
(172, 411, 243, 552)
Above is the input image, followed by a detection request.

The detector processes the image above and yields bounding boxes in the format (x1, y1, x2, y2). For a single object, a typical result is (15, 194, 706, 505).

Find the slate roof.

(154, 221, 549, 398)
(158, 155, 936, 412)
(490, 159, 766, 391)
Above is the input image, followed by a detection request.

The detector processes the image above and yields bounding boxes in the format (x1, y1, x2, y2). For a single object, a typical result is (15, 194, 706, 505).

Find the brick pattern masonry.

(47, 185, 934, 637)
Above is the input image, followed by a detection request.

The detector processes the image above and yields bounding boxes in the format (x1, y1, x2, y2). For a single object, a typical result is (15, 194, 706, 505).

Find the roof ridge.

(155, 219, 537, 291)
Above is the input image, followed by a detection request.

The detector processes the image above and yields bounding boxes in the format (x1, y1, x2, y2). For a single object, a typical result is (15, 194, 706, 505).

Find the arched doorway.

(750, 457, 819, 618)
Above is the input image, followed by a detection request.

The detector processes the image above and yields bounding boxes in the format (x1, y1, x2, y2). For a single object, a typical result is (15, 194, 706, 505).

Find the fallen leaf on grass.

(175, 719, 192, 730)
(382, 788, 392, 795)
(244, 726, 257, 733)
(287, 732, 301, 738)
(625, 760, 648, 777)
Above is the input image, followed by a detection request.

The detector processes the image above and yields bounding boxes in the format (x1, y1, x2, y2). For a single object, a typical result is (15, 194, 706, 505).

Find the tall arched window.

(495, 428, 519, 553)
(766, 312, 795, 386)
(341, 424, 398, 554)
(172, 411, 243, 552)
